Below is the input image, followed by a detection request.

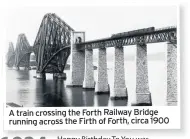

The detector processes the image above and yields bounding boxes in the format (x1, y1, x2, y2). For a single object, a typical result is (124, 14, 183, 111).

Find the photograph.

(5, 6, 178, 107)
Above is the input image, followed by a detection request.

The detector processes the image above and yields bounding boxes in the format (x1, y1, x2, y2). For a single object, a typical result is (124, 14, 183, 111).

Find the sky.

(5, 6, 177, 57)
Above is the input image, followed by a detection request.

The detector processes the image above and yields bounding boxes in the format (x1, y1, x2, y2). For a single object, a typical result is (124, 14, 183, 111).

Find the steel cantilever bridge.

(7, 13, 74, 74)
(6, 13, 177, 76)
(6, 13, 177, 105)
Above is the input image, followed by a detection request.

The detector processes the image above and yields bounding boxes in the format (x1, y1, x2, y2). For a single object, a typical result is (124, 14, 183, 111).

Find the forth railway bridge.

(6, 13, 177, 106)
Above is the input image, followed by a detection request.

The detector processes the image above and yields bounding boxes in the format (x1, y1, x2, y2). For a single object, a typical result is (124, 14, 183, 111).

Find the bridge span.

(67, 27, 177, 106)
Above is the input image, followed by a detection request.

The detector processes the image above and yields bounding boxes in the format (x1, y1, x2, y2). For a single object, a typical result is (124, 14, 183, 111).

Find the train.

(111, 27, 155, 38)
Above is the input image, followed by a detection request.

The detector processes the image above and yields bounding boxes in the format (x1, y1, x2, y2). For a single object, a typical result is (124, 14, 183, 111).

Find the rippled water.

(6, 61, 167, 107)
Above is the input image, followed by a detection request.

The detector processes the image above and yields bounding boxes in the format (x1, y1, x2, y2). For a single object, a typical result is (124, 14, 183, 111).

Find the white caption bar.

(4, 107, 180, 130)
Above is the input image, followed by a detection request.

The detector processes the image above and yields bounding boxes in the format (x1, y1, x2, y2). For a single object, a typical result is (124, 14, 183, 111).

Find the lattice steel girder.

(7, 54, 15, 67)
(76, 27, 177, 50)
(18, 53, 31, 67)
(15, 34, 31, 67)
(6, 42, 15, 66)
(34, 13, 74, 73)
(7, 42, 14, 55)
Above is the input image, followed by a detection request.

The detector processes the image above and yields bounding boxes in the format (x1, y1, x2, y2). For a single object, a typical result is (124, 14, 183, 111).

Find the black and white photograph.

(5, 6, 178, 107)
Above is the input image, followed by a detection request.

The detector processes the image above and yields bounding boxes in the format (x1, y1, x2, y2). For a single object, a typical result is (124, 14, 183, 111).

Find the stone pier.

(135, 43, 152, 105)
(67, 32, 85, 86)
(95, 47, 109, 93)
(83, 48, 95, 88)
(111, 46, 127, 99)
(167, 42, 177, 106)
(36, 72, 46, 79)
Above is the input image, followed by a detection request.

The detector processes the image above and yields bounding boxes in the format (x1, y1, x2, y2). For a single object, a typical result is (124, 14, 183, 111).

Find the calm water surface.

(6, 61, 167, 107)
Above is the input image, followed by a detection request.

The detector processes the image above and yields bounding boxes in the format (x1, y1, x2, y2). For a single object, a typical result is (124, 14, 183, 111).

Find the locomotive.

(111, 27, 155, 38)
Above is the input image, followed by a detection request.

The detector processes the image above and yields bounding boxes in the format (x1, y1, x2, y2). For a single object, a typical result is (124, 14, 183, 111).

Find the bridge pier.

(36, 73, 46, 79)
(135, 43, 152, 106)
(111, 46, 127, 99)
(83, 48, 95, 88)
(95, 47, 109, 93)
(67, 32, 85, 87)
(167, 42, 177, 106)
(53, 73, 66, 79)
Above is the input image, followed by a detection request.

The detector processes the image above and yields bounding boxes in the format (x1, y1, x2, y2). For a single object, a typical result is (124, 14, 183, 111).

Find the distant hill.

(65, 64, 97, 70)
(147, 52, 166, 61)
(29, 62, 97, 70)
(104, 52, 166, 62)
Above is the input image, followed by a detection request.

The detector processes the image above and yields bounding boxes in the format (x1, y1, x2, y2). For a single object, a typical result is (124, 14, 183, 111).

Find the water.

(6, 61, 167, 107)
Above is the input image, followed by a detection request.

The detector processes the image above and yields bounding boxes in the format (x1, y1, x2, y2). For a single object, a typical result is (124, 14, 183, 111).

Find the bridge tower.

(14, 34, 31, 70)
(33, 13, 74, 79)
(6, 42, 15, 67)
(66, 32, 85, 86)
